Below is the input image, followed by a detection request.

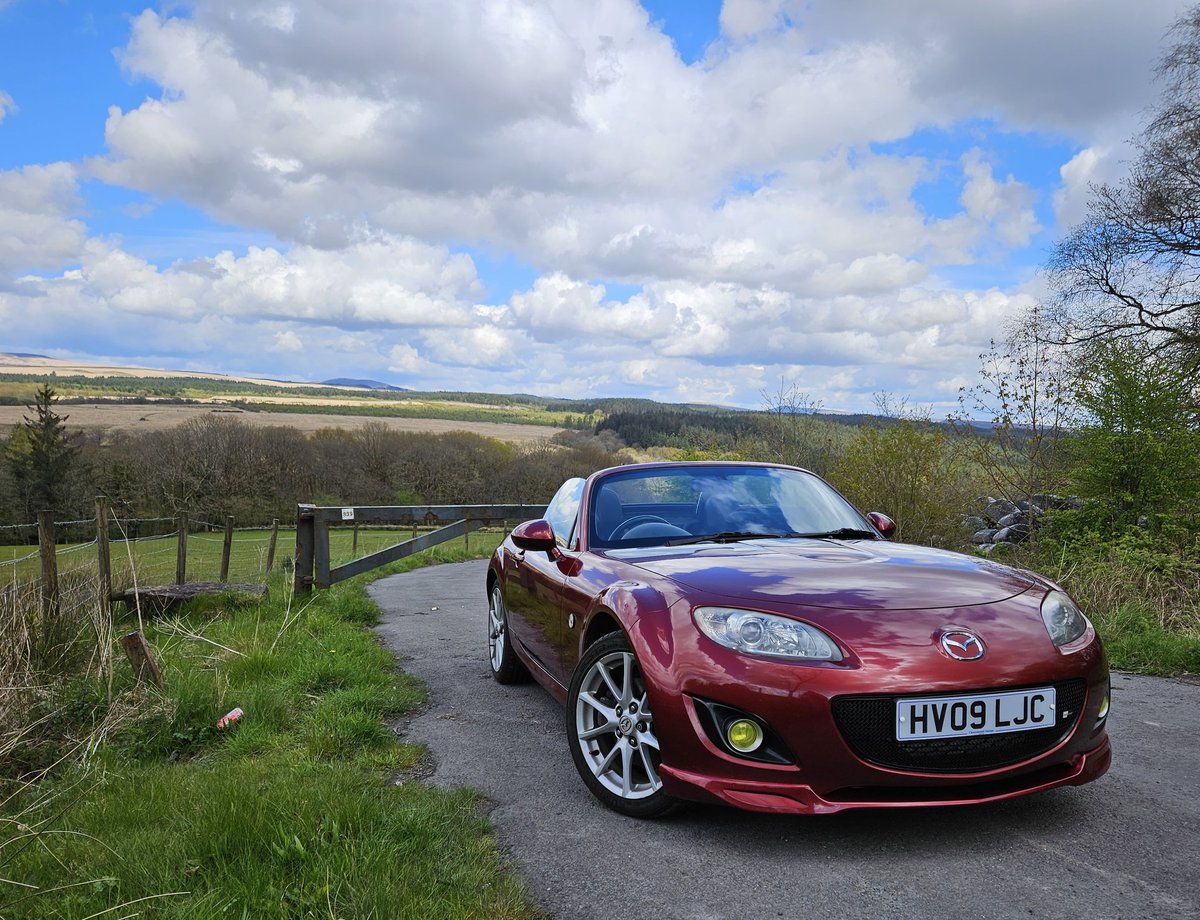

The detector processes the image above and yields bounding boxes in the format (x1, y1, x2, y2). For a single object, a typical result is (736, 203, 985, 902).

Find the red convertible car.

(486, 462, 1111, 817)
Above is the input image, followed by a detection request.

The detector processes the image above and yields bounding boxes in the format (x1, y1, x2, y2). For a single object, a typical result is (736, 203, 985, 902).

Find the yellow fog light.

(1097, 692, 1110, 722)
(726, 718, 764, 753)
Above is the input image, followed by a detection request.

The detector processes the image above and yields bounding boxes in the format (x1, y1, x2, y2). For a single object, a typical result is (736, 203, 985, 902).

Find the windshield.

(588, 465, 872, 549)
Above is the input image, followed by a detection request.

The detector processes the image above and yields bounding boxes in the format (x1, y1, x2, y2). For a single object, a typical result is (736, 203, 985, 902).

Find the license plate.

(895, 687, 1057, 741)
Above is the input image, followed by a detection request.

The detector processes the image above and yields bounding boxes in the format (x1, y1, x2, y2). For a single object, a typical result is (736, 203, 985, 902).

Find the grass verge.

(1, 536, 539, 919)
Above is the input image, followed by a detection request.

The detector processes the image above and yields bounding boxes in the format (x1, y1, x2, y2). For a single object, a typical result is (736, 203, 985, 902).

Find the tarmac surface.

(370, 559, 1200, 920)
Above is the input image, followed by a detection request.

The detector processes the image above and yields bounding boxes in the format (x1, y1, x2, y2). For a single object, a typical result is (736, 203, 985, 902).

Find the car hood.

(609, 539, 1039, 611)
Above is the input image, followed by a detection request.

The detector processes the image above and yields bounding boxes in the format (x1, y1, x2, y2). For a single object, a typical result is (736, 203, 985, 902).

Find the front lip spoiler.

(658, 735, 1112, 815)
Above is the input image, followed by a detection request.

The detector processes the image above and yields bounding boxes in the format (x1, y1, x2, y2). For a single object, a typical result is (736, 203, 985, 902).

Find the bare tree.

(1048, 5, 1200, 361)
(758, 377, 844, 475)
(952, 307, 1076, 506)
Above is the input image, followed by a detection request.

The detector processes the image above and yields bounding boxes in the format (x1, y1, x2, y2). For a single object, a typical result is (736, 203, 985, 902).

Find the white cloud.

(1052, 137, 1135, 231)
(272, 329, 303, 352)
(0, 90, 14, 124)
(60, 233, 481, 327)
(422, 323, 530, 369)
(387, 342, 428, 374)
(791, 0, 1182, 133)
(0, 164, 87, 275)
(958, 149, 1040, 248)
(719, 1, 788, 40)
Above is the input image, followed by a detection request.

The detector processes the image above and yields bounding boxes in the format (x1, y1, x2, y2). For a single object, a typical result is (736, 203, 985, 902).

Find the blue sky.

(0, 0, 1187, 410)
(0, 1, 281, 268)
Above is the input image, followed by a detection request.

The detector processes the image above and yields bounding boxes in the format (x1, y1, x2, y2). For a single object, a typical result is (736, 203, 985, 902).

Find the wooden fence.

(293, 503, 546, 592)
(11, 499, 281, 626)
(9, 499, 551, 610)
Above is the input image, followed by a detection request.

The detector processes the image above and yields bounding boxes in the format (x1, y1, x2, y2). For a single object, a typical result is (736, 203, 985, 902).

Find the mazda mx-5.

(485, 462, 1111, 817)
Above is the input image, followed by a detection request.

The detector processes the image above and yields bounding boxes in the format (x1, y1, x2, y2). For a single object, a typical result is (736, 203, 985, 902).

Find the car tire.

(488, 582, 529, 684)
(566, 631, 679, 818)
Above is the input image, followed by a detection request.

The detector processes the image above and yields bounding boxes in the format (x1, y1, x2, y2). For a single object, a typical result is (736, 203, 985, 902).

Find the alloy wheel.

(574, 648, 663, 800)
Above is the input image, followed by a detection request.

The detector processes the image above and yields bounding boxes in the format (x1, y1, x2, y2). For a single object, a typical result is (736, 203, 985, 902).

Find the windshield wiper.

(788, 527, 878, 540)
(664, 531, 786, 546)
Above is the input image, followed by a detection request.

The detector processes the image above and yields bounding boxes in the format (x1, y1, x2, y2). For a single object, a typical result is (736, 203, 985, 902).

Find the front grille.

(831, 680, 1087, 774)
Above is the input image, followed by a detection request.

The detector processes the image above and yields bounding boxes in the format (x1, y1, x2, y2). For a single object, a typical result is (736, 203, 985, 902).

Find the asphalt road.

(370, 560, 1200, 920)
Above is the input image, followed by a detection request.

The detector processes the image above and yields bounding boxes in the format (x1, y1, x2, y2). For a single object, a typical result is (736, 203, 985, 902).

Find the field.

(0, 402, 564, 443)
(0, 354, 576, 442)
(0, 356, 368, 389)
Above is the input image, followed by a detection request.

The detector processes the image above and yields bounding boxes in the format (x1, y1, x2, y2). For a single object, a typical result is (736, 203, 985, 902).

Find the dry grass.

(0, 583, 40, 775)
(0, 570, 122, 785)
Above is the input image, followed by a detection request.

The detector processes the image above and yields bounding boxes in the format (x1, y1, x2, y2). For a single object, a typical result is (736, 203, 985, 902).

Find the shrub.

(831, 420, 975, 546)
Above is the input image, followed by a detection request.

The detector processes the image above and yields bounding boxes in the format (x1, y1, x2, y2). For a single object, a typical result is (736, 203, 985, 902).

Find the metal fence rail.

(294, 503, 546, 592)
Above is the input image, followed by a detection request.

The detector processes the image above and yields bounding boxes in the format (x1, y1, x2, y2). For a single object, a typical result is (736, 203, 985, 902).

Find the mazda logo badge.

(940, 630, 985, 660)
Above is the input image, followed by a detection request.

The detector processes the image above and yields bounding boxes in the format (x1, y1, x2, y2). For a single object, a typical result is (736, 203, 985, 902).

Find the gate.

(293, 503, 545, 592)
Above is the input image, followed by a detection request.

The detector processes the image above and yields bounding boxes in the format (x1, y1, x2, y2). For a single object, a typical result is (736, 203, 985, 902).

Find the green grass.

(0, 525, 493, 586)
(1, 534, 540, 919)
(1089, 604, 1200, 675)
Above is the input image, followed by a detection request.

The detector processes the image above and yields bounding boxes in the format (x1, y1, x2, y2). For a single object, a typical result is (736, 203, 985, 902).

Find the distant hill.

(322, 377, 407, 391)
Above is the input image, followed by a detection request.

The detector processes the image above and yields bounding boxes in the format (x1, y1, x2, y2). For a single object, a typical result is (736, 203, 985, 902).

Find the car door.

(502, 478, 583, 686)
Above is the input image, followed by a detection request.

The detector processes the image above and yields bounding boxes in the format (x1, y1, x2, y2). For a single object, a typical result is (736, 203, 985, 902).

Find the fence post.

(315, 520, 332, 589)
(352, 521, 359, 555)
(266, 518, 279, 574)
(37, 510, 59, 649)
(95, 497, 112, 619)
(120, 631, 164, 689)
(176, 513, 189, 585)
(294, 504, 315, 594)
(219, 515, 234, 582)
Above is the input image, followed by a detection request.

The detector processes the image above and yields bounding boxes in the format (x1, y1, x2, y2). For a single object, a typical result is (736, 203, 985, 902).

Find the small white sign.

(341, 508, 355, 521)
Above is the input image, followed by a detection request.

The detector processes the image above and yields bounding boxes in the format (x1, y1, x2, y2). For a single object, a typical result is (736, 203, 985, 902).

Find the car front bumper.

(632, 601, 1112, 815)
(659, 733, 1111, 814)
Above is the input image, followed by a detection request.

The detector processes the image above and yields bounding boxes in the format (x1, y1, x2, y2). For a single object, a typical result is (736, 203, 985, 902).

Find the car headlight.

(693, 607, 842, 661)
(1041, 590, 1089, 647)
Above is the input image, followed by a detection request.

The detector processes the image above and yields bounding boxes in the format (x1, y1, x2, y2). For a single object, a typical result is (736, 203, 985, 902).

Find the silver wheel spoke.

(597, 740, 622, 775)
(578, 691, 618, 741)
(620, 653, 634, 704)
(620, 742, 633, 796)
(638, 744, 660, 789)
(577, 690, 615, 723)
(595, 660, 622, 701)
(580, 723, 615, 741)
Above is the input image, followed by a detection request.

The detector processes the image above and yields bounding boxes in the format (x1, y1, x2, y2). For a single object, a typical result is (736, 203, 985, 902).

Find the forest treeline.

(0, 407, 625, 537)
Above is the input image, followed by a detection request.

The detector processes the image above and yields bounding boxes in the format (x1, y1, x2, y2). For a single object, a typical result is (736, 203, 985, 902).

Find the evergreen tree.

(4, 384, 83, 517)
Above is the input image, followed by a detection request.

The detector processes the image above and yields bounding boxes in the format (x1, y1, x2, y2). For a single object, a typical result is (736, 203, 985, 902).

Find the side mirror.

(511, 519, 557, 553)
(866, 511, 897, 539)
